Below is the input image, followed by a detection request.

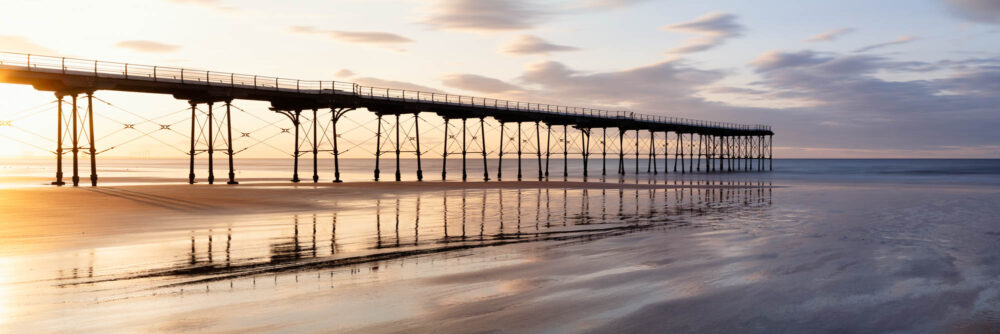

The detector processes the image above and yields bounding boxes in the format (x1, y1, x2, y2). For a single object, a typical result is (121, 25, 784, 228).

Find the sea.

(2, 157, 999, 186)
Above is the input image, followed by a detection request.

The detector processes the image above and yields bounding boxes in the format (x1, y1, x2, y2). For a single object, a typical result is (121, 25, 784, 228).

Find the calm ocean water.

(2, 158, 998, 186)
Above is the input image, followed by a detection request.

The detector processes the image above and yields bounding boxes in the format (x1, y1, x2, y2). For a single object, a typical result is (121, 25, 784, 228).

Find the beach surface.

(2, 162, 1000, 333)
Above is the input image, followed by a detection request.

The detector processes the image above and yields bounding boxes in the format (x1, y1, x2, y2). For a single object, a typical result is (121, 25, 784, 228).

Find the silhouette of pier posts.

(648, 131, 657, 175)
(331, 107, 353, 183)
(273, 108, 303, 182)
(535, 122, 543, 181)
(617, 128, 625, 176)
(225, 101, 237, 184)
(180, 97, 239, 185)
(462, 118, 467, 181)
(394, 114, 401, 181)
(53, 91, 98, 186)
(516, 122, 523, 180)
(601, 127, 608, 177)
(441, 118, 450, 181)
(769, 135, 773, 171)
(374, 114, 382, 181)
(480, 117, 489, 181)
(51, 93, 65, 186)
(497, 121, 505, 180)
(369, 107, 424, 182)
(581, 128, 591, 178)
(634, 130, 640, 174)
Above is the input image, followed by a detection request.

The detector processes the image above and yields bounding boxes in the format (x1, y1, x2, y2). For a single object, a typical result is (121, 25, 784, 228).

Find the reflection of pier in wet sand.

(46, 181, 771, 297)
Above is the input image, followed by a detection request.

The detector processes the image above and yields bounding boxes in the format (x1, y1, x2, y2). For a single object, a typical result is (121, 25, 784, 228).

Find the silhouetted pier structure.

(0, 52, 773, 186)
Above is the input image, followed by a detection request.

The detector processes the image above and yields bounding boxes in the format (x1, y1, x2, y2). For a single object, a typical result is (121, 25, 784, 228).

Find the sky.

(0, 0, 998, 158)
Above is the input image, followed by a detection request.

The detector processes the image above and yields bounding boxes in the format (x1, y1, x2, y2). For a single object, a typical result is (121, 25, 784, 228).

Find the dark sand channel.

(1, 180, 999, 333)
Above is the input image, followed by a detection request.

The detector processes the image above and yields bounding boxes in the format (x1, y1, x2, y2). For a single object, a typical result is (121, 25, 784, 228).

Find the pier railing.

(0, 51, 770, 132)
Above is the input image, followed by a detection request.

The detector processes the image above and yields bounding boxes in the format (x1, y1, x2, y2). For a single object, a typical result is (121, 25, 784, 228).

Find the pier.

(0, 51, 774, 186)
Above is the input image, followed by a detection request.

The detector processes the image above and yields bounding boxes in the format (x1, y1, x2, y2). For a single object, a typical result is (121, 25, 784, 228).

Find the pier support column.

(52, 94, 65, 186)
(225, 101, 237, 184)
(535, 121, 543, 181)
(187, 101, 195, 184)
(394, 114, 401, 182)
(441, 119, 449, 181)
(617, 128, 625, 176)
(86, 92, 97, 187)
(312, 108, 319, 183)
(374, 114, 382, 181)
(545, 124, 551, 178)
(461, 118, 467, 181)
(739, 136, 744, 171)
(697, 134, 702, 172)
(729, 136, 735, 172)
(332, 111, 343, 183)
(291, 109, 302, 183)
(582, 129, 590, 179)
(480, 117, 489, 181)
(70, 94, 80, 186)
(705, 135, 711, 173)
(601, 128, 607, 176)
(688, 133, 695, 173)
(663, 132, 669, 175)
(516, 122, 523, 181)
(673, 132, 679, 173)
(759, 136, 765, 171)
(563, 125, 568, 179)
(679, 133, 686, 174)
(414, 113, 423, 181)
(207, 103, 215, 184)
(497, 122, 505, 180)
(735, 136, 740, 171)
(709, 135, 715, 173)
(721, 136, 726, 172)
(723, 136, 729, 172)
(746, 136, 752, 172)
(769, 135, 773, 171)
(739, 135, 745, 171)
(634, 129, 640, 175)
(649, 131, 656, 174)
(740, 136, 750, 172)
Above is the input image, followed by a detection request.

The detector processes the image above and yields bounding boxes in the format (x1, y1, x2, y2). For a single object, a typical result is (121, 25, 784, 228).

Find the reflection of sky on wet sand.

(4, 181, 1000, 332)
(1, 181, 769, 331)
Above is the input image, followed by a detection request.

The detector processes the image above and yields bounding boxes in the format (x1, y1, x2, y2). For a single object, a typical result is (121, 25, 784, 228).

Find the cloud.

(742, 49, 1000, 149)
(114, 40, 180, 53)
(502, 35, 579, 55)
(420, 0, 544, 31)
(519, 59, 725, 111)
(419, 0, 650, 31)
(943, 0, 1000, 24)
(570, 0, 651, 10)
(805, 28, 855, 42)
(166, 0, 238, 12)
(0, 35, 57, 55)
(334, 69, 356, 78)
(291, 26, 412, 44)
(854, 35, 917, 53)
(751, 50, 832, 72)
(662, 13, 744, 54)
(353, 77, 446, 94)
(442, 74, 522, 93)
(290, 26, 411, 51)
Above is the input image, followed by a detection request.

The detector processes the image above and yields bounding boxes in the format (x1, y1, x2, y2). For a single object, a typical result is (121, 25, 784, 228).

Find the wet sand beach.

(1, 160, 1000, 333)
